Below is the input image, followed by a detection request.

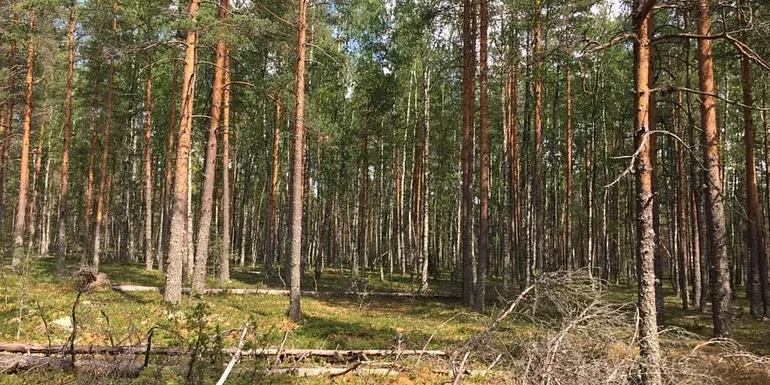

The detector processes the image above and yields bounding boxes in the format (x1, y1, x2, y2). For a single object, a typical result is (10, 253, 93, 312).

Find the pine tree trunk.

(186, 152, 194, 284)
(288, 0, 308, 321)
(267, 97, 281, 277)
(27, 119, 45, 251)
(532, 0, 544, 274)
(738, 10, 768, 317)
(40, 154, 51, 255)
(475, 0, 489, 311)
(83, 91, 100, 266)
(646, 15, 664, 327)
(12, 10, 36, 269)
(683, 24, 704, 312)
(0, 12, 18, 247)
(676, 91, 689, 310)
(164, 0, 200, 305)
(92, 2, 119, 271)
(460, 0, 476, 307)
(633, 2, 662, 383)
(565, 65, 572, 272)
(192, 0, 228, 295)
(144, 21, 154, 271)
(56, 0, 76, 269)
(698, 0, 732, 338)
(222, 46, 232, 279)
(160, 60, 180, 272)
(393, 142, 402, 277)
(763, 89, 770, 317)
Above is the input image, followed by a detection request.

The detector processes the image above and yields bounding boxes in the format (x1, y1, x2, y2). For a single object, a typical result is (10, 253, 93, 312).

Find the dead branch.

(216, 325, 249, 385)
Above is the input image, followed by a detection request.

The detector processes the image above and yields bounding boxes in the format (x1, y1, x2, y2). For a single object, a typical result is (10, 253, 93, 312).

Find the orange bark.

(698, 0, 732, 338)
(165, 0, 200, 305)
(633, 2, 661, 383)
(12, 10, 36, 268)
(191, 0, 229, 295)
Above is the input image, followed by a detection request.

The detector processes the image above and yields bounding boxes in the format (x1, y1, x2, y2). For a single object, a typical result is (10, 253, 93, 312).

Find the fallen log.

(0, 353, 73, 373)
(260, 367, 509, 378)
(0, 343, 447, 358)
(0, 354, 142, 378)
(110, 285, 460, 299)
(263, 367, 399, 377)
(0, 352, 504, 379)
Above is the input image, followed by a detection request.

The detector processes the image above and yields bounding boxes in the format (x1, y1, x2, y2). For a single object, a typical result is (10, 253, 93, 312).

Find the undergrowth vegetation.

(0, 258, 768, 384)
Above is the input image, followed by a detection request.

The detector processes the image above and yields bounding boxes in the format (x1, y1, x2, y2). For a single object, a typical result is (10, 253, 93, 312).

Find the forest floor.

(0, 257, 768, 384)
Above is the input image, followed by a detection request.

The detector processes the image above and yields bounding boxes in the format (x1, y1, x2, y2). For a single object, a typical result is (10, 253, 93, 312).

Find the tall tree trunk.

(475, 0, 489, 311)
(565, 65, 573, 272)
(185, 152, 194, 284)
(288, 0, 308, 321)
(144, 20, 154, 271)
(0, 11, 19, 247)
(191, 0, 229, 295)
(532, 0, 544, 273)
(358, 116, 369, 278)
(56, 0, 76, 269)
(164, 0, 201, 305)
(698, 0, 732, 338)
(461, 0, 476, 307)
(92, 2, 118, 271)
(221, 47, 232, 279)
(633, 2, 662, 384)
(40, 152, 51, 255)
(160, 60, 181, 271)
(683, 22, 704, 312)
(83, 91, 100, 265)
(647, 15, 664, 327)
(421, 62, 431, 291)
(12, 10, 36, 269)
(763, 88, 770, 317)
(267, 97, 281, 277)
(27, 119, 45, 250)
(738, 9, 768, 317)
(676, 91, 689, 310)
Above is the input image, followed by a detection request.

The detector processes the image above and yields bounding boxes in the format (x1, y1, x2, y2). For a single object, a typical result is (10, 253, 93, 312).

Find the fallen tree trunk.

(263, 367, 399, 377)
(0, 343, 447, 358)
(0, 352, 504, 380)
(110, 285, 459, 299)
(0, 353, 73, 373)
(261, 367, 508, 377)
(0, 354, 142, 378)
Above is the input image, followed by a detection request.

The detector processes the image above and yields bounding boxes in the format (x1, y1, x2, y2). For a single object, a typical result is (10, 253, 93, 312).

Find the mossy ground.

(0, 257, 767, 384)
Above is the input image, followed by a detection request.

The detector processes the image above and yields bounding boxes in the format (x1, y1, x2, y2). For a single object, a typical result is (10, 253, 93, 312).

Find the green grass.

(1, 257, 769, 384)
(0, 257, 484, 351)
